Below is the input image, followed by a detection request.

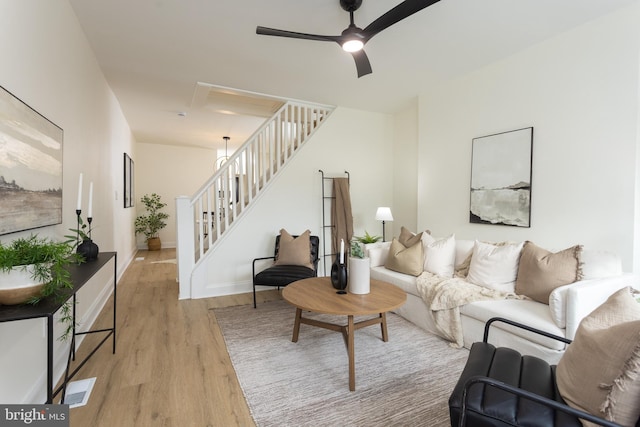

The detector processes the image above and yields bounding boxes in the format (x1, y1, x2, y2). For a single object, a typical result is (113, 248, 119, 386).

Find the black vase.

(330, 253, 348, 294)
(77, 239, 99, 261)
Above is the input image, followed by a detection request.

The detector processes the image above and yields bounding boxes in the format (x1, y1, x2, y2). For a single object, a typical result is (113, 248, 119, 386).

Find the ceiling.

(68, 0, 637, 152)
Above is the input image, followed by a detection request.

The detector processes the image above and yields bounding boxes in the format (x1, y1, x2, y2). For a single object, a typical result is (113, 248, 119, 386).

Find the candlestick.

(88, 182, 93, 218)
(76, 173, 83, 211)
(340, 239, 344, 264)
(75, 209, 81, 246)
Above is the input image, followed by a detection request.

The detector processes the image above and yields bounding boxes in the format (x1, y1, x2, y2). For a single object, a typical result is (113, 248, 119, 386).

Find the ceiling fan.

(256, 0, 441, 78)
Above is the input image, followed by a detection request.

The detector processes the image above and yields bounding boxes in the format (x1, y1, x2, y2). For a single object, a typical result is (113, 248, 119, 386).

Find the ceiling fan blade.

(256, 26, 340, 43)
(362, 0, 440, 41)
(351, 50, 372, 78)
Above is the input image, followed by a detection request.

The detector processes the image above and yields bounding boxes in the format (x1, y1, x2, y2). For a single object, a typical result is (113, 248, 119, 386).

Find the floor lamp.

(375, 207, 393, 242)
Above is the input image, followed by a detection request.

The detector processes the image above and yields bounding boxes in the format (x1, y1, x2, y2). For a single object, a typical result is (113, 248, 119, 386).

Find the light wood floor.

(67, 248, 282, 427)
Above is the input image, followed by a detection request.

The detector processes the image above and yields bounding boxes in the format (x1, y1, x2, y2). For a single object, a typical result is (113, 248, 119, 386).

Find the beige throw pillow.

(557, 287, 640, 426)
(515, 241, 582, 304)
(384, 238, 424, 276)
(274, 229, 313, 269)
(399, 226, 423, 248)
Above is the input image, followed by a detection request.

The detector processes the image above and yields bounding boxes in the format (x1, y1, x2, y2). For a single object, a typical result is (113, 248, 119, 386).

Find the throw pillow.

(515, 241, 583, 304)
(466, 240, 524, 293)
(557, 287, 640, 426)
(423, 234, 456, 278)
(384, 238, 424, 276)
(274, 229, 313, 269)
(398, 226, 423, 248)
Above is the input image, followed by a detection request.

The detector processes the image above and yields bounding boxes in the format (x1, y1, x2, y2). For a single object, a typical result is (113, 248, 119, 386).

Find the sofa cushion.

(515, 241, 583, 304)
(460, 299, 567, 350)
(424, 234, 456, 278)
(466, 241, 524, 293)
(274, 229, 313, 269)
(384, 238, 424, 276)
(557, 287, 640, 426)
(370, 265, 418, 297)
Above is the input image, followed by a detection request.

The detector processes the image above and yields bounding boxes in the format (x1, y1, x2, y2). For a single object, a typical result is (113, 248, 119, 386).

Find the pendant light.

(215, 136, 231, 170)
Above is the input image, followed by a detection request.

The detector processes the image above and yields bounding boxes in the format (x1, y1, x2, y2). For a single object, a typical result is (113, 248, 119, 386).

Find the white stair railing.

(176, 100, 334, 299)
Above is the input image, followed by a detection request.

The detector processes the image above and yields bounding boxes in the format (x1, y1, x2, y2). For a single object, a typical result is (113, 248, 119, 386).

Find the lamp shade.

(375, 207, 393, 222)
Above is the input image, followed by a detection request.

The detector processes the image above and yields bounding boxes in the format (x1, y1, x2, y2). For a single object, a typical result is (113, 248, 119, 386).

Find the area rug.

(214, 300, 470, 427)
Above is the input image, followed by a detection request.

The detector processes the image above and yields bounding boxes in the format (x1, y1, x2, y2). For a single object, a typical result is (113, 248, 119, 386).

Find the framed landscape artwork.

(0, 85, 63, 235)
(470, 127, 533, 227)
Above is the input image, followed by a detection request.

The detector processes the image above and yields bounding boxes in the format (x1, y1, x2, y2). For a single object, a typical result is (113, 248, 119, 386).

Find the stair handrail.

(176, 100, 334, 299)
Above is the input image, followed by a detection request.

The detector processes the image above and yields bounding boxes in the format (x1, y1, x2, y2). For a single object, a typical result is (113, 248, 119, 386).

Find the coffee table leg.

(380, 312, 389, 342)
(348, 315, 355, 391)
(292, 308, 302, 342)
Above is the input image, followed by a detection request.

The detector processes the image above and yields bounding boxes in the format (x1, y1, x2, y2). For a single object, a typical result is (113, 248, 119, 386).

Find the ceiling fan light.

(342, 39, 363, 52)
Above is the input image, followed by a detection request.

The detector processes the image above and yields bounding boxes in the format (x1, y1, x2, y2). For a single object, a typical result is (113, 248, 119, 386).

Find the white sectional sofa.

(366, 235, 639, 364)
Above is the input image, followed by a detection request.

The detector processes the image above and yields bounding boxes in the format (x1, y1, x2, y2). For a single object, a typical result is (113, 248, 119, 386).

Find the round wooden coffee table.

(282, 277, 406, 391)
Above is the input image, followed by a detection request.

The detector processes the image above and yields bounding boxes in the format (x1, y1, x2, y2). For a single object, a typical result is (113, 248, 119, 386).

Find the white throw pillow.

(466, 240, 524, 293)
(423, 234, 456, 278)
(367, 242, 391, 267)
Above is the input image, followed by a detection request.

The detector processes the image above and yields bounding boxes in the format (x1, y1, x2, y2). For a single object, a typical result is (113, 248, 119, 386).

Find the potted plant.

(354, 230, 382, 245)
(0, 235, 82, 338)
(135, 193, 169, 251)
(348, 238, 371, 294)
(65, 215, 99, 261)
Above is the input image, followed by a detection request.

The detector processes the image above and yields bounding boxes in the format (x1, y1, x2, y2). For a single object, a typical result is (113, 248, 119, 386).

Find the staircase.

(176, 100, 334, 299)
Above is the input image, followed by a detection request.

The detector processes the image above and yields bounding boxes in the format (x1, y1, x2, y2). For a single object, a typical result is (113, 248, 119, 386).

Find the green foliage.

(135, 193, 169, 240)
(0, 235, 82, 340)
(65, 215, 92, 249)
(350, 240, 365, 259)
(354, 230, 382, 244)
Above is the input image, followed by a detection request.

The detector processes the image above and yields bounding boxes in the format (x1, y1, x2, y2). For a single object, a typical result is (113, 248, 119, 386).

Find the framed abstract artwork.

(470, 127, 533, 227)
(0, 85, 63, 235)
(123, 153, 134, 208)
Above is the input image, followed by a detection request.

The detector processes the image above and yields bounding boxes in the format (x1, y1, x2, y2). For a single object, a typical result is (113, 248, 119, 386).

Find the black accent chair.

(449, 317, 627, 427)
(252, 235, 320, 308)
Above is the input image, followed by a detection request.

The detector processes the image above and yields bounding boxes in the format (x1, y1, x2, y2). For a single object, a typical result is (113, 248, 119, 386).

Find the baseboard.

(192, 280, 253, 299)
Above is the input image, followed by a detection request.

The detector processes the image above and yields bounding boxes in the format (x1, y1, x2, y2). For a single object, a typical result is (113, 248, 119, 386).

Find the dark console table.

(0, 251, 117, 403)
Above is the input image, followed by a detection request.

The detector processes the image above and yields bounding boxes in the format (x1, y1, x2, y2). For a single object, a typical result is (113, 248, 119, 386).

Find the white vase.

(348, 257, 370, 294)
(0, 265, 45, 305)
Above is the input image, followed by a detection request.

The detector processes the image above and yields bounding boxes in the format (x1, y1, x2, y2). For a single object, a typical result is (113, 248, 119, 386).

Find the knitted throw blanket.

(415, 271, 523, 347)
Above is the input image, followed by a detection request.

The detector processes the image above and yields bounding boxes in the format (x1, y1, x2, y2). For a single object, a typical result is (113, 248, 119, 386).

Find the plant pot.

(348, 257, 370, 294)
(77, 239, 99, 261)
(147, 237, 161, 251)
(0, 265, 45, 305)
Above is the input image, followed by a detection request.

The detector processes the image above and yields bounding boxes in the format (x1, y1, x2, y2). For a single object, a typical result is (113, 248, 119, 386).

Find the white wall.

(0, 0, 137, 403)
(417, 3, 640, 271)
(188, 107, 394, 297)
(391, 100, 419, 239)
(135, 142, 218, 248)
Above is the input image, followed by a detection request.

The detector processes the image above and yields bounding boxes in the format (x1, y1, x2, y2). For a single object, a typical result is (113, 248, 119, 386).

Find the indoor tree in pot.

(135, 193, 169, 251)
(0, 234, 83, 338)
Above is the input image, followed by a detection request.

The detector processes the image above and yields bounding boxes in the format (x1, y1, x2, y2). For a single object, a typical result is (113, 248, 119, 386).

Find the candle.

(76, 173, 83, 211)
(340, 239, 344, 264)
(88, 182, 93, 218)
